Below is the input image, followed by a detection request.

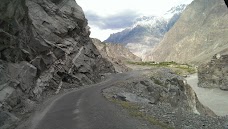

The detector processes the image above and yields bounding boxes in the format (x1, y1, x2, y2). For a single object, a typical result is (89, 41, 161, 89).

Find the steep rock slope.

(147, 0, 228, 64)
(198, 54, 228, 90)
(0, 0, 115, 128)
(92, 38, 141, 72)
(104, 4, 187, 59)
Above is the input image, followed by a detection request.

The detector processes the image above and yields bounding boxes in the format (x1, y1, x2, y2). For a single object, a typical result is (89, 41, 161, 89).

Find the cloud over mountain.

(85, 10, 141, 30)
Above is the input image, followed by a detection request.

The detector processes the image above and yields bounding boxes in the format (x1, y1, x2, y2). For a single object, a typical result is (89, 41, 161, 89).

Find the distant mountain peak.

(147, 0, 228, 64)
(164, 4, 187, 19)
(167, 4, 187, 13)
(104, 3, 190, 60)
(133, 4, 187, 27)
(132, 16, 166, 28)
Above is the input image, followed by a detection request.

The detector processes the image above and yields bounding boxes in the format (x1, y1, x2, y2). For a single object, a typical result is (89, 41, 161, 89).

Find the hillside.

(146, 0, 228, 64)
(92, 38, 141, 72)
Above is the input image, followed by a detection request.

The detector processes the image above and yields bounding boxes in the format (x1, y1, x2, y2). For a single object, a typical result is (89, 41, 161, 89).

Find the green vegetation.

(127, 61, 196, 75)
(109, 98, 175, 129)
(127, 61, 178, 66)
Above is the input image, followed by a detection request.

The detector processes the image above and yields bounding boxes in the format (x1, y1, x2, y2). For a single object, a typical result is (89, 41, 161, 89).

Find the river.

(186, 74, 228, 116)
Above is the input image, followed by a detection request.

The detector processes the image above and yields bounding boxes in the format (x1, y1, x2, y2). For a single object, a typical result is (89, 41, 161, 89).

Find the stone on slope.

(114, 92, 154, 104)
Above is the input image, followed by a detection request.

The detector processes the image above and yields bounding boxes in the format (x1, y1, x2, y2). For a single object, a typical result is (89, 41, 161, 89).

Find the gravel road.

(16, 70, 159, 129)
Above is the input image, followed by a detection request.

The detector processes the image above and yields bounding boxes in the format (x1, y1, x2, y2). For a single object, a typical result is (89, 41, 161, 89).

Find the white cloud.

(85, 10, 141, 29)
(76, 0, 193, 41)
(89, 25, 124, 41)
(77, 0, 192, 16)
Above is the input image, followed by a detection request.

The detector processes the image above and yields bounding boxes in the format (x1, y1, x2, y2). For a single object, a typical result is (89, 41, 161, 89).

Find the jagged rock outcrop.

(105, 68, 215, 116)
(92, 38, 141, 72)
(0, 0, 115, 128)
(147, 0, 228, 64)
(103, 68, 221, 129)
(198, 54, 228, 90)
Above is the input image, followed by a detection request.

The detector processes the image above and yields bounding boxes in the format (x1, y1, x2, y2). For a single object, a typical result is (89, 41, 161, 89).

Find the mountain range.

(147, 0, 228, 64)
(104, 4, 187, 59)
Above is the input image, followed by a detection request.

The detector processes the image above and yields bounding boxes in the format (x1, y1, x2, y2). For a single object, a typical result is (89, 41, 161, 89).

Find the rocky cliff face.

(147, 0, 228, 64)
(0, 0, 115, 128)
(198, 54, 228, 90)
(92, 38, 141, 72)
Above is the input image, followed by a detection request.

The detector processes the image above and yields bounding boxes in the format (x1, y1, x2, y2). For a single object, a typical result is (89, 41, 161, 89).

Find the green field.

(127, 61, 196, 75)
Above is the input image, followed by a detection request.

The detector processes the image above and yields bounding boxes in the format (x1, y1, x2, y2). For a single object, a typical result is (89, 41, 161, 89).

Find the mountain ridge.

(146, 0, 228, 64)
(104, 4, 188, 59)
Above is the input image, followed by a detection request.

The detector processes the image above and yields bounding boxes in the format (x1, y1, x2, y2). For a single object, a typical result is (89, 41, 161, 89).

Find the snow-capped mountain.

(127, 4, 187, 32)
(133, 4, 186, 29)
(164, 4, 187, 19)
(147, 0, 228, 64)
(133, 16, 166, 28)
(104, 4, 188, 60)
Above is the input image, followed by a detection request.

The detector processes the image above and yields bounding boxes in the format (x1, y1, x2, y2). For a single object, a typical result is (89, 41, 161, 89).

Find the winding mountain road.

(16, 71, 228, 129)
(17, 70, 159, 129)
(186, 74, 228, 116)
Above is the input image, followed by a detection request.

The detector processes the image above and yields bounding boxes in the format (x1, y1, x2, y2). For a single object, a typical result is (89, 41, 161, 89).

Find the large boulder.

(0, 0, 115, 128)
(198, 54, 228, 90)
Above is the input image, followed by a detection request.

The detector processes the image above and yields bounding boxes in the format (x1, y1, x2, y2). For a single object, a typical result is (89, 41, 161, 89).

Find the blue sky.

(77, 0, 193, 41)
